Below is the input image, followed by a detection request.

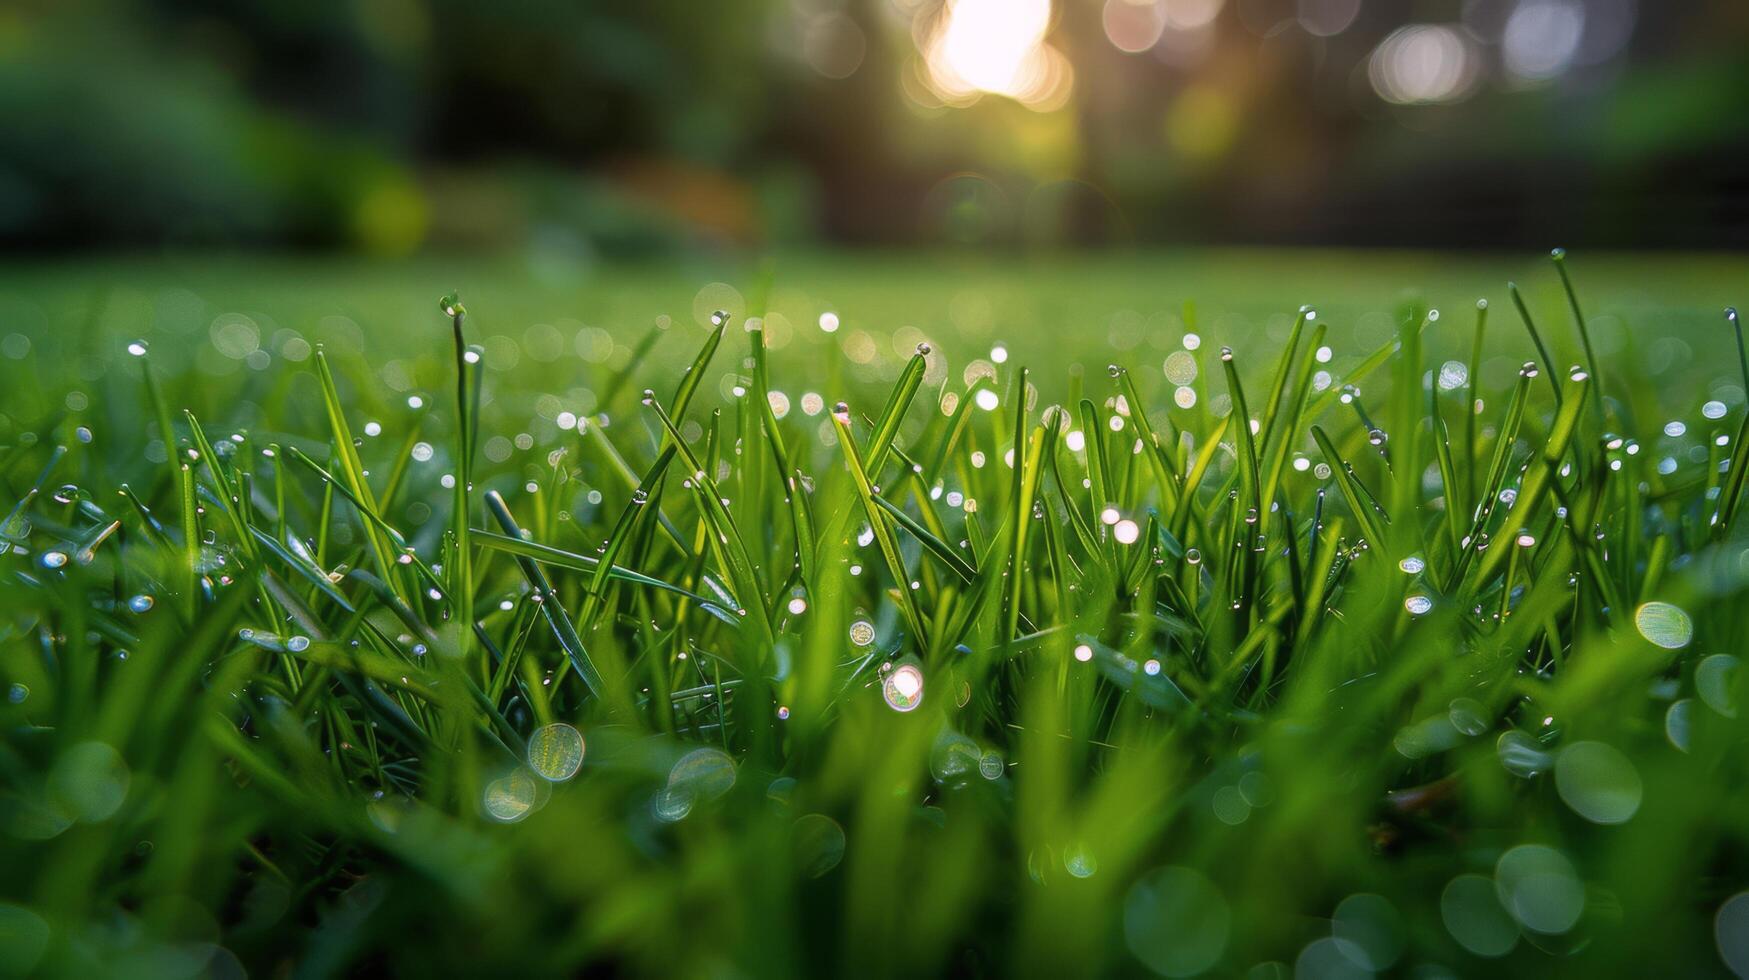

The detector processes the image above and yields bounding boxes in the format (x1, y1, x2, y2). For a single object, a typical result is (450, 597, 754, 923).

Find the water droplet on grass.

(127, 340, 149, 357)
(1448, 697, 1490, 736)
(482, 768, 538, 823)
(1331, 893, 1405, 971)
(1666, 699, 1694, 752)
(929, 730, 980, 783)
(848, 619, 875, 647)
(1555, 740, 1642, 824)
(668, 747, 736, 803)
(127, 594, 154, 613)
(1716, 893, 1749, 978)
(979, 750, 1004, 780)
(882, 660, 924, 712)
(1495, 844, 1584, 934)
(527, 722, 585, 781)
(1124, 867, 1230, 977)
(1697, 654, 1739, 718)
(792, 814, 845, 878)
(1634, 601, 1693, 649)
(1496, 730, 1553, 778)
(1441, 874, 1517, 958)
(48, 741, 129, 822)
(1404, 595, 1433, 615)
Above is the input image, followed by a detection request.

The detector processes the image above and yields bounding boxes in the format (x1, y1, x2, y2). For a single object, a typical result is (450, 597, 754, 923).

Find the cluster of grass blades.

(2, 250, 1748, 977)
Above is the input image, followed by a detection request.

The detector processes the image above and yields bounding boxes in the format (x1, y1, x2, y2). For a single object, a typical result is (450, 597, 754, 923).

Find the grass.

(2, 248, 1749, 977)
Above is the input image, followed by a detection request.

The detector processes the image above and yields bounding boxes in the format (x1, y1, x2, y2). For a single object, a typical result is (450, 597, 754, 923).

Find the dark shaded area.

(0, 0, 1745, 252)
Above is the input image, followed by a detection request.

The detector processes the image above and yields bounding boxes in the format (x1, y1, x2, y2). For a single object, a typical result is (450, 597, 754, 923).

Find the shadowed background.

(2, 0, 1746, 255)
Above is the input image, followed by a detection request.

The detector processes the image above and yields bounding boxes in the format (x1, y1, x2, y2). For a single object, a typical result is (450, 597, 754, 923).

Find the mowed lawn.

(3, 249, 1749, 977)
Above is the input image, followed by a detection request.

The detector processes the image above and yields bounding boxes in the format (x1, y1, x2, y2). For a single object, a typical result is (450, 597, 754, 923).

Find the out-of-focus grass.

(0, 250, 1747, 978)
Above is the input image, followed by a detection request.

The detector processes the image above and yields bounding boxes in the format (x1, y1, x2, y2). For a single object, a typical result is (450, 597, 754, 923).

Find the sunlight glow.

(922, 0, 1073, 110)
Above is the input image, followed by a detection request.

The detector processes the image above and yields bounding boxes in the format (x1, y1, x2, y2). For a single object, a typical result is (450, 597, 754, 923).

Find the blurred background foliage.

(1, 0, 1746, 256)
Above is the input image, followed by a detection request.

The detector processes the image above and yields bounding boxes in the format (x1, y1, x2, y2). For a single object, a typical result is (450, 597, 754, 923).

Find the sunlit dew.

(818, 311, 840, 333)
(792, 814, 846, 878)
(882, 660, 925, 712)
(1114, 519, 1141, 544)
(1704, 400, 1728, 420)
(975, 389, 1000, 411)
(1143, 658, 1161, 676)
(1716, 892, 1749, 979)
(1315, 345, 1333, 363)
(526, 722, 585, 782)
(1442, 874, 1518, 958)
(40, 551, 68, 569)
(1065, 429, 1088, 451)
(1331, 893, 1406, 972)
(1099, 506, 1121, 526)
(482, 768, 540, 822)
(1495, 844, 1584, 934)
(1163, 350, 1198, 386)
(1665, 420, 1688, 437)
(990, 344, 1008, 364)
(1634, 601, 1693, 649)
(1555, 740, 1642, 824)
(127, 339, 149, 357)
(1404, 594, 1433, 615)
(1182, 333, 1201, 351)
(1697, 654, 1740, 718)
(1496, 730, 1554, 778)
(1123, 867, 1230, 978)
(127, 594, 154, 614)
(1062, 843, 1098, 878)
(8, 683, 27, 703)
(801, 392, 824, 416)
(1073, 643, 1094, 663)
(1398, 555, 1426, 574)
(848, 619, 876, 647)
(1313, 462, 1332, 479)
(407, 394, 424, 409)
(1437, 360, 1468, 390)
(411, 442, 434, 462)
(787, 595, 808, 616)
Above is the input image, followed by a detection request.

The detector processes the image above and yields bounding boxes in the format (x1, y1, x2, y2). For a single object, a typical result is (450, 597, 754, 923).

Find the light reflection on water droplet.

(1398, 555, 1425, 574)
(1496, 730, 1553, 778)
(527, 722, 585, 781)
(482, 768, 539, 823)
(1405, 594, 1433, 615)
(1634, 601, 1693, 649)
(848, 619, 875, 647)
(127, 594, 154, 614)
(883, 661, 924, 712)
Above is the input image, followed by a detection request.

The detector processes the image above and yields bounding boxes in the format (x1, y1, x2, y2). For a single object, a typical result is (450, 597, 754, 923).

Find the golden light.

(920, 0, 1072, 110)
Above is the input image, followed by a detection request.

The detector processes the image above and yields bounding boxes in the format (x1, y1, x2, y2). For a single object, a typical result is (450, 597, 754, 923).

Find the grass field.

(2, 249, 1749, 978)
